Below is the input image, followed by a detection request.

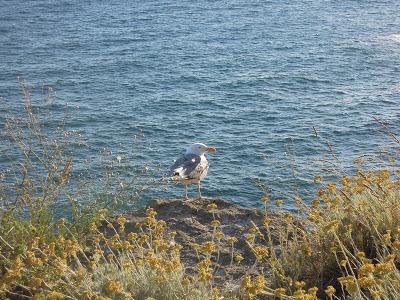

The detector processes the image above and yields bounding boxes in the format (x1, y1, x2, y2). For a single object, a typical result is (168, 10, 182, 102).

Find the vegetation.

(1, 84, 399, 299)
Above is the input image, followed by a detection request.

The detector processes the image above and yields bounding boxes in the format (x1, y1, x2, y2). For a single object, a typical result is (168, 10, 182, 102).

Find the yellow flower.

(293, 289, 305, 298)
(241, 276, 251, 290)
(345, 224, 352, 235)
(338, 275, 355, 284)
(30, 277, 43, 288)
(307, 287, 318, 296)
(263, 217, 271, 226)
(301, 244, 312, 256)
(80, 290, 94, 299)
(58, 218, 66, 227)
(211, 287, 221, 300)
(358, 276, 377, 288)
(201, 241, 216, 254)
(356, 251, 366, 258)
(48, 291, 65, 300)
(248, 227, 257, 234)
(215, 230, 224, 240)
(153, 239, 168, 251)
(92, 296, 112, 300)
(234, 253, 244, 263)
(26, 251, 42, 267)
(182, 277, 191, 285)
(338, 276, 357, 294)
(211, 220, 220, 227)
(322, 220, 339, 233)
(294, 195, 302, 205)
(383, 254, 396, 262)
(341, 176, 349, 186)
(64, 239, 80, 257)
(253, 246, 268, 260)
(73, 267, 87, 282)
(340, 259, 347, 267)
(197, 259, 213, 282)
(313, 175, 323, 183)
(382, 230, 391, 243)
(172, 243, 182, 252)
(128, 232, 138, 240)
(53, 258, 67, 275)
(227, 236, 238, 244)
(93, 236, 101, 245)
(89, 260, 97, 269)
(359, 263, 375, 276)
(207, 203, 218, 210)
(157, 219, 166, 226)
(122, 262, 133, 269)
(375, 262, 393, 274)
(122, 241, 133, 250)
(253, 275, 265, 291)
(116, 215, 127, 226)
(198, 268, 213, 282)
(89, 222, 97, 232)
(146, 207, 157, 218)
(98, 208, 108, 219)
(370, 289, 384, 299)
(392, 240, 400, 249)
(311, 199, 320, 209)
(274, 287, 286, 296)
(118, 292, 133, 300)
(165, 258, 181, 272)
(284, 213, 294, 222)
(240, 275, 265, 298)
(246, 234, 255, 243)
(104, 280, 123, 294)
(325, 285, 336, 298)
(295, 281, 306, 289)
(326, 182, 337, 193)
(191, 243, 200, 250)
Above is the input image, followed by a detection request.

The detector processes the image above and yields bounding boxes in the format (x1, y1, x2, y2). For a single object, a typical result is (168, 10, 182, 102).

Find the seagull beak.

(207, 147, 217, 153)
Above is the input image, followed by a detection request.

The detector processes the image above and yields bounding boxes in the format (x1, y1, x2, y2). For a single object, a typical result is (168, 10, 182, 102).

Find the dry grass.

(1, 83, 399, 299)
(260, 170, 400, 299)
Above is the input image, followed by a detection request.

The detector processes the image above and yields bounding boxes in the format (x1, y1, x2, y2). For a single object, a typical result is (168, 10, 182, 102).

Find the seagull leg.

(197, 181, 202, 199)
(184, 185, 188, 200)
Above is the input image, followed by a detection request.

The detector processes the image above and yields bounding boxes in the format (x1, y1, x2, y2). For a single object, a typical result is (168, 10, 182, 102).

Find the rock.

(123, 198, 282, 284)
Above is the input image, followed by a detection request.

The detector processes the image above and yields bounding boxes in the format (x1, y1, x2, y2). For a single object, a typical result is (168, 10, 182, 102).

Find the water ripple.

(1, 0, 400, 207)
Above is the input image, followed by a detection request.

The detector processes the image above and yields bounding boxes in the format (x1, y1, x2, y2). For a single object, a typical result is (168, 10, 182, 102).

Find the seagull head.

(185, 143, 217, 156)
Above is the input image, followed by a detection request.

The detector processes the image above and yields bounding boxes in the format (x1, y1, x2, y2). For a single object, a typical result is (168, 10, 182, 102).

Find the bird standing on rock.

(170, 143, 217, 200)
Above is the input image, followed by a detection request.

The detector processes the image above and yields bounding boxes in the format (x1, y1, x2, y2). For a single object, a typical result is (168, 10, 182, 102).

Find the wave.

(377, 33, 400, 43)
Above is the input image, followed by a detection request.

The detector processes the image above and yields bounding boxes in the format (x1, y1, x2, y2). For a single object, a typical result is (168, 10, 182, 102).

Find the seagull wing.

(170, 153, 206, 180)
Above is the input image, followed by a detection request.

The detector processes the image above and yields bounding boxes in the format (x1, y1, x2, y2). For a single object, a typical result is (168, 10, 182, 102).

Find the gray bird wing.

(170, 153, 205, 179)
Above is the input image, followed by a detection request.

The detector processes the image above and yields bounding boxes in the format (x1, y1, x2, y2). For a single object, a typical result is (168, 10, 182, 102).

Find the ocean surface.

(1, 0, 400, 208)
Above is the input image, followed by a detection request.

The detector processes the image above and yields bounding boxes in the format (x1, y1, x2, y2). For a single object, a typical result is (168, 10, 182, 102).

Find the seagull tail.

(171, 167, 185, 181)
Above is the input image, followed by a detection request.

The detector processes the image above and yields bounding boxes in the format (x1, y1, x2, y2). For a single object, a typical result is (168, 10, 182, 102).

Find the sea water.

(1, 0, 400, 208)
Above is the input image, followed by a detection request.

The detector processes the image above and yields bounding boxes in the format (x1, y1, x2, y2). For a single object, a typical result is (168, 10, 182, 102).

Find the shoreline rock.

(122, 198, 281, 283)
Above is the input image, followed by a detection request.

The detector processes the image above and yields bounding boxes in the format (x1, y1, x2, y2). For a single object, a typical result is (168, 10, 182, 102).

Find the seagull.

(170, 143, 217, 199)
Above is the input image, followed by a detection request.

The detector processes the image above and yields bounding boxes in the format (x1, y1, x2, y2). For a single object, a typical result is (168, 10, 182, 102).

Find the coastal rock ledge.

(122, 198, 281, 283)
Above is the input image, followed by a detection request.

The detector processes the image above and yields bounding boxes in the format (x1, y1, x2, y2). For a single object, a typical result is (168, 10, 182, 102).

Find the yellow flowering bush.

(1, 89, 400, 299)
